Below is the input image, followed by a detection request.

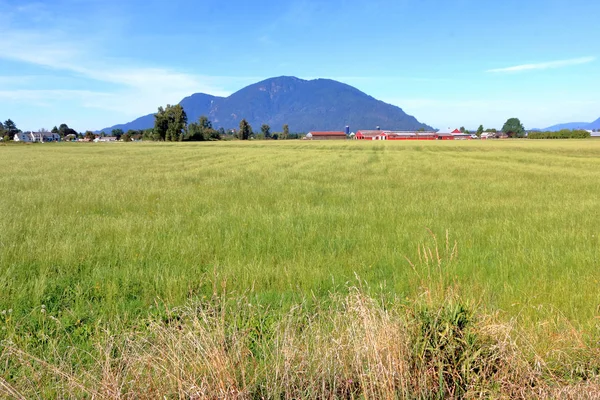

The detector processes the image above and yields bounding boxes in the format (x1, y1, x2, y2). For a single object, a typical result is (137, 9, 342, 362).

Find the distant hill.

(99, 76, 432, 133)
(540, 118, 600, 131)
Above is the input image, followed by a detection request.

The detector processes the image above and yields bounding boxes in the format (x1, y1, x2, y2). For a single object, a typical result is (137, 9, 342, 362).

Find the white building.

(13, 132, 61, 142)
(14, 132, 33, 142)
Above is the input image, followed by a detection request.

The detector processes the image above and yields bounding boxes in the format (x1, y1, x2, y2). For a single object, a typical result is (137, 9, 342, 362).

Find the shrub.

(528, 129, 591, 139)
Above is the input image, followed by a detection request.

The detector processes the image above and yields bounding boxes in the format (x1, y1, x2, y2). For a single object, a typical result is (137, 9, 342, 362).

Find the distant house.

(14, 132, 33, 142)
(14, 131, 60, 142)
(41, 132, 61, 142)
(97, 136, 118, 142)
(307, 131, 347, 140)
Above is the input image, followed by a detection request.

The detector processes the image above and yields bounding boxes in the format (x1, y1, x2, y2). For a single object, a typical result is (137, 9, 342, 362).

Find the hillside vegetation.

(1, 140, 600, 397)
(101, 76, 432, 133)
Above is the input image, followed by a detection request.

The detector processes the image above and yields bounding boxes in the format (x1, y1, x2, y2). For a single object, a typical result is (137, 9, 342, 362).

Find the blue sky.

(1, 0, 599, 131)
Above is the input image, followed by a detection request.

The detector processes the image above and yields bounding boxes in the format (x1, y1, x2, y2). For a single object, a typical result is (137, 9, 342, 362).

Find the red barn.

(307, 131, 347, 140)
(356, 130, 439, 140)
(355, 130, 387, 140)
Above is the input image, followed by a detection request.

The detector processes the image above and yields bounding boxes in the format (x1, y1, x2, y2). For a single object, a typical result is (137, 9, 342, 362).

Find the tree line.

(1, 106, 300, 143)
(151, 104, 296, 142)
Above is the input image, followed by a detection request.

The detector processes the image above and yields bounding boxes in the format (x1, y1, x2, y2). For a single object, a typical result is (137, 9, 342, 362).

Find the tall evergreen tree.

(261, 124, 271, 139)
(4, 119, 19, 136)
(282, 124, 289, 140)
(239, 119, 252, 140)
(476, 125, 484, 137)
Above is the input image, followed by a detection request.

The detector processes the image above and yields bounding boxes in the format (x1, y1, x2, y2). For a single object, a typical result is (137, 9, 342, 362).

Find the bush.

(528, 129, 590, 139)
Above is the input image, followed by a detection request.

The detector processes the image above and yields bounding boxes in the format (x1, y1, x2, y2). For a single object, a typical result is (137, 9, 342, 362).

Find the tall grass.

(1, 140, 600, 395)
(2, 236, 598, 398)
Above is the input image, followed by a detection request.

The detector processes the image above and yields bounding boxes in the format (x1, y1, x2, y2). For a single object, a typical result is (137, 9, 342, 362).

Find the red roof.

(451, 129, 461, 134)
(309, 131, 346, 136)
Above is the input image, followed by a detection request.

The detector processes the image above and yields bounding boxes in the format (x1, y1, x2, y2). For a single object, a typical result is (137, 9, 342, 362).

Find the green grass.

(1, 140, 600, 383)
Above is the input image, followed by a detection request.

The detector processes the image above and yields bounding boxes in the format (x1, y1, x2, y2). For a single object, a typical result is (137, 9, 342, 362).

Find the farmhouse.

(307, 131, 347, 140)
(13, 131, 61, 142)
(42, 132, 61, 142)
(13, 132, 33, 142)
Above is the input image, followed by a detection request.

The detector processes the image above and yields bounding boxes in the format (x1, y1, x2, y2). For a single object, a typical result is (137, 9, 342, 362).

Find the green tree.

(57, 123, 78, 138)
(501, 118, 525, 138)
(282, 124, 289, 140)
(239, 119, 252, 140)
(261, 124, 271, 139)
(185, 116, 221, 141)
(0, 121, 5, 138)
(186, 121, 206, 141)
(459, 126, 466, 133)
(51, 126, 59, 134)
(4, 119, 19, 136)
(84, 131, 96, 140)
(154, 104, 187, 141)
(111, 129, 124, 140)
(198, 116, 212, 130)
(476, 125, 484, 137)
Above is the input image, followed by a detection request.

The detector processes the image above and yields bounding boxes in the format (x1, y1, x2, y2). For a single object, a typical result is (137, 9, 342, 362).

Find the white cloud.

(487, 57, 596, 73)
(0, 24, 263, 130)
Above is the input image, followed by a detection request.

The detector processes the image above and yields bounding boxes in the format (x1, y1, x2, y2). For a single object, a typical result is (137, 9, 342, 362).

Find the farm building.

(388, 131, 438, 140)
(355, 130, 386, 140)
(435, 128, 463, 140)
(307, 131, 347, 140)
(356, 130, 446, 140)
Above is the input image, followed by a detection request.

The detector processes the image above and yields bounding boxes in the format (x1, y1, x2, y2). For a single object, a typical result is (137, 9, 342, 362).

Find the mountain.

(99, 76, 432, 133)
(588, 117, 600, 130)
(541, 122, 591, 131)
(540, 118, 600, 131)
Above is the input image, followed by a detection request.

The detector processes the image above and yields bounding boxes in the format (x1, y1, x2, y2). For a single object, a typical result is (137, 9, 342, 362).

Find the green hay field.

(1, 140, 600, 396)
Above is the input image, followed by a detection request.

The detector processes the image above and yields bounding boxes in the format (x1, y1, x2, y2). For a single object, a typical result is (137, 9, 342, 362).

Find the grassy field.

(1, 140, 600, 397)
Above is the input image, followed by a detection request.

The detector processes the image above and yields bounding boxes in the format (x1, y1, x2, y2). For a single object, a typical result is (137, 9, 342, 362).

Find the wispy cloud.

(0, 23, 261, 129)
(487, 56, 596, 73)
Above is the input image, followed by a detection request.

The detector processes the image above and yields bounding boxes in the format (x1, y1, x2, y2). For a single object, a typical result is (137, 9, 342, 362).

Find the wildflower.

(1, 310, 5, 315)
(8, 309, 12, 314)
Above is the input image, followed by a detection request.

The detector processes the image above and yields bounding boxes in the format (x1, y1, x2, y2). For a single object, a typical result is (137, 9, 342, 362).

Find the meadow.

(1, 140, 600, 397)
